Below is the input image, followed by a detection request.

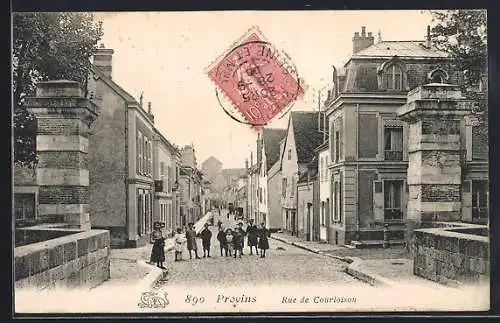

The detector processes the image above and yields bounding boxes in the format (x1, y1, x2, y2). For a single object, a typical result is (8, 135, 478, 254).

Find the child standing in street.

(200, 223, 213, 258)
(217, 227, 228, 256)
(225, 229, 234, 257)
(174, 228, 186, 261)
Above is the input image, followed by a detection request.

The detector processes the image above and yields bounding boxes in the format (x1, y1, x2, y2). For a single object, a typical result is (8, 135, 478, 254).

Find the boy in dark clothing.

(200, 223, 213, 258)
(151, 237, 166, 269)
(216, 227, 228, 256)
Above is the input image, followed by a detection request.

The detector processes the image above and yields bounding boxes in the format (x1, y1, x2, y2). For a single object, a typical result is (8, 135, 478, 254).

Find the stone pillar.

(25, 80, 99, 231)
(397, 84, 471, 252)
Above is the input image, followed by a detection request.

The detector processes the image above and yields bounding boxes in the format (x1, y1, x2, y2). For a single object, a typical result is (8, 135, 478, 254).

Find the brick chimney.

(94, 44, 114, 79)
(353, 26, 375, 54)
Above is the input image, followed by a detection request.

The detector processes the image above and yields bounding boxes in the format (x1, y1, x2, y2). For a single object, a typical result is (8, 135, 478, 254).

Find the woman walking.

(258, 222, 270, 258)
(151, 236, 166, 269)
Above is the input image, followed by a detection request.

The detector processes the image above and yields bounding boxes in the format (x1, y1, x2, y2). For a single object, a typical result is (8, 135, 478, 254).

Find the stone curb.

(271, 236, 398, 287)
(136, 260, 167, 290)
(271, 236, 351, 263)
(345, 258, 395, 288)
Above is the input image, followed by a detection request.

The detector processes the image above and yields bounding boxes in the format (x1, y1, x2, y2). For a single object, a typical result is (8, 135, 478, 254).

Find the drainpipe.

(356, 104, 360, 241)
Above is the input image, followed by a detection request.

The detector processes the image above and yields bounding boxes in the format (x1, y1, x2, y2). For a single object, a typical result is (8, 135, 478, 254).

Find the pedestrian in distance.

(258, 222, 270, 258)
(185, 222, 201, 259)
(200, 223, 213, 258)
(246, 219, 259, 255)
(225, 228, 234, 257)
(174, 228, 186, 261)
(151, 235, 166, 269)
(217, 226, 228, 256)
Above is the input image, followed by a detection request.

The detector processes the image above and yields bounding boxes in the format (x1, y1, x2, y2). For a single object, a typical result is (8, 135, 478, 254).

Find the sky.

(94, 10, 435, 169)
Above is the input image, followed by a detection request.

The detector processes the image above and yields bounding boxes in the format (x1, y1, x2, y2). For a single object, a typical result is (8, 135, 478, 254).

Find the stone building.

(178, 144, 203, 226)
(281, 111, 325, 236)
(153, 131, 182, 238)
(267, 138, 286, 232)
(316, 140, 330, 242)
(296, 158, 319, 240)
(257, 128, 287, 229)
(323, 26, 488, 247)
(85, 46, 182, 247)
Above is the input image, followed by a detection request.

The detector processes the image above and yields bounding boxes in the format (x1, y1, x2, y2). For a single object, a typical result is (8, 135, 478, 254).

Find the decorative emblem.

(137, 291, 169, 308)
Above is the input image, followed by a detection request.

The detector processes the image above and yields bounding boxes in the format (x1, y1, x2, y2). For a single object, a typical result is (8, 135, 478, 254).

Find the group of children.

(149, 218, 271, 269)
(216, 219, 270, 259)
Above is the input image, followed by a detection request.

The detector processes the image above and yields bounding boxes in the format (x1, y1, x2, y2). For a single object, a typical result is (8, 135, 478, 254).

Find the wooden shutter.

(373, 180, 384, 223)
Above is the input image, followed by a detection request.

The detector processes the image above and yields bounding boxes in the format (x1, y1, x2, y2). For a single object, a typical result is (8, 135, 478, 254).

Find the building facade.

(281, 111, 325, 236)
(296, 160, 318, 240)
(317, 142, 331, 242)
(153, 131, 181, 238)
(257, 128, 287, 229)
(323, 26, 488, 246)
(87, 47, 159, 247)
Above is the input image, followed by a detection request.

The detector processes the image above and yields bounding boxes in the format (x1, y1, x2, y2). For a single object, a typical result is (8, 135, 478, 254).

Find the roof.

(352, 41, 449, 60)
(262, 128, 287, 171)
(298, 158, 319, 184)
(90, 65, 139, 104)
(290, 111, 326, 164)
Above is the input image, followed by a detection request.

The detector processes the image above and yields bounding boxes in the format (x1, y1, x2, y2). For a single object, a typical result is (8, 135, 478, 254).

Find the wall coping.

(415, 225, 489, 243)
(14, 229, 109, 258)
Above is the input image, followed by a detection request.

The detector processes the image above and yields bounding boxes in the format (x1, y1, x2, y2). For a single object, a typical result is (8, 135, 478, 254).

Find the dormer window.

(428, 68, 449, 84)
(385, 64, 403, 90)
(377, 56, 407, 91)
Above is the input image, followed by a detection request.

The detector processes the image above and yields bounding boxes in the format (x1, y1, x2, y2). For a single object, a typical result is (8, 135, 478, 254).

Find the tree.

(13, 12, 103, 168)
(429, 10, 488, 120)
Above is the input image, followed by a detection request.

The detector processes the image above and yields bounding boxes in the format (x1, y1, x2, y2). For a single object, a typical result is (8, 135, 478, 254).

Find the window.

(167, 166, 172, 193)
(160, 162, 165, 177)
(472, 180, 488, 220)
(428, 68, 448, 84)
(384, 180, 403, 220)
(291, 177, 296, 197)
(259, 187, 263, 203)
(282, 178, 287, 197)
(335, 131, 340, 162)
(14, 193, 36, 221)
(137, 131, 143, 175)
(385, 64, 403, 90)
(384, 126, 403, 161)
(325, 156, 329, 181)
(287, 149, 292, 160)
(333, 182, 340, 222)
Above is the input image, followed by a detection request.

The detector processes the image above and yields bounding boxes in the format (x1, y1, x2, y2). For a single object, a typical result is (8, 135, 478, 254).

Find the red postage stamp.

(206, 26, 305, 127)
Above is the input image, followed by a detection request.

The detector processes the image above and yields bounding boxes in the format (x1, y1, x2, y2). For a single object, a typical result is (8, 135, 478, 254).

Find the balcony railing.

(384, 208, 403, 221)
(384, 150, 403, 161)
(472, 207, 488, 220)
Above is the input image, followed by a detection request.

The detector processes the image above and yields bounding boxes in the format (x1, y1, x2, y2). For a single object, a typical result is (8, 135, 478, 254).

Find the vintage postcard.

(12, 9, 490, 314)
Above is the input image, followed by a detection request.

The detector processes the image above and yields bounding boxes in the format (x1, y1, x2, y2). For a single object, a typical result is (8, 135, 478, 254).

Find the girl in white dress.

(174, 228, 186, 261)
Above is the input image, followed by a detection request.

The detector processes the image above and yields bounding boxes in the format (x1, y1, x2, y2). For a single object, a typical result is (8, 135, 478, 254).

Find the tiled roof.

(262, 128, 287, 171)
(353, 41, 450, 59)
(298, 157, 318, 183)
(291, 111, 325, 164)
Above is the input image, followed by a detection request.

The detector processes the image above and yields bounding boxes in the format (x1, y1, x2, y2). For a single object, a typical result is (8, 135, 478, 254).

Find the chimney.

(148, 101, 152, 114)
(245, 159, 249, 170)
(256, 131, 262, 163)
(93, 44, 114, 79)
(426, 25, 432, 48)
(352, 26, 375, 54)
(250, 151, 254, 166)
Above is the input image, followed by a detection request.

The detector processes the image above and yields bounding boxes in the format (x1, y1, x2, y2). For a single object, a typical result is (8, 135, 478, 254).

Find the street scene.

(12, 9, 489, 314)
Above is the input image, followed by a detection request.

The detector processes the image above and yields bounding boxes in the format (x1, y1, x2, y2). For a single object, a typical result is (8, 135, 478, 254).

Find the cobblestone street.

(159, 213, 366, 288)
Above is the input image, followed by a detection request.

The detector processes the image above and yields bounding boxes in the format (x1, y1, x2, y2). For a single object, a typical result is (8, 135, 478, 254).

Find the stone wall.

(413, 225, 489, 286)
(14, 230, 110, 290)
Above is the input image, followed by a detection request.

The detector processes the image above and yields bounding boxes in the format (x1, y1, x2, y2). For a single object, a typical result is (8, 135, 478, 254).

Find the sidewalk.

(270, 233, 457, 290)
